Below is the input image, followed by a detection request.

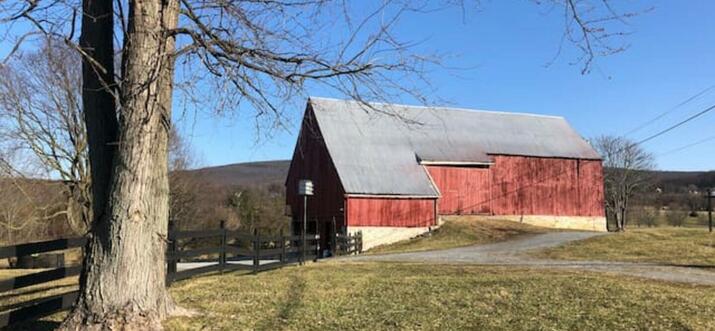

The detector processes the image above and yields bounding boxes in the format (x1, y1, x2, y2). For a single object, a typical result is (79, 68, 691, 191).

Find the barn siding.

(285, 106, 345, 229)
(425, 165, 491, 214)
(346, 197, 436, 227)
(489, 155, 604, 217)
(423, 156, 605, 218)
(577, 160, 606, 216)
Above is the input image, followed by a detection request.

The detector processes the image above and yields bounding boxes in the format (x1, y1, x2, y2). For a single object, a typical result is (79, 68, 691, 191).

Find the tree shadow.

(659, 263, 715, 270)
(0, 283, 76, 301)
(2, 320, 60, 331)
(253, 273, 306, 330)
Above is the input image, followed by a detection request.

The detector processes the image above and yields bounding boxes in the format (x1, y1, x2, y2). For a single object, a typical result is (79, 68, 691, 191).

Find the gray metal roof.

(309, 97, 601, 196)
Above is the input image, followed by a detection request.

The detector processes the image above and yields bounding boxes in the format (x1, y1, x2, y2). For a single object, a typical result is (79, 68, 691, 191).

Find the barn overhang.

(344, 193, 439, 199)
(418, 160, 493, 166)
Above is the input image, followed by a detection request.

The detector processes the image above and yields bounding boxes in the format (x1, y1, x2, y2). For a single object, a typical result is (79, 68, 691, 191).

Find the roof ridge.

(308, 96, 565, 120)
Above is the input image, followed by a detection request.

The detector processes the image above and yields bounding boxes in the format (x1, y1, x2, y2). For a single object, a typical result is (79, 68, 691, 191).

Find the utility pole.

(707, 188, 712, 233)
(298, 180, 314, 265)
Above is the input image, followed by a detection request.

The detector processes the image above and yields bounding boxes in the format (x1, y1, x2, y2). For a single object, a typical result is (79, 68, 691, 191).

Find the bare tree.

(0, 177, 69, 244)
(0, 40, 91, 236)
(168, 127, 206, 230)
(593, 135, 655, 231)
(0, 0, 641, 329)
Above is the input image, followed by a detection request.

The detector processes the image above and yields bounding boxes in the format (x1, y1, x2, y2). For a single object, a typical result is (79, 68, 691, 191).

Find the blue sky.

(179, 1, 715, 171)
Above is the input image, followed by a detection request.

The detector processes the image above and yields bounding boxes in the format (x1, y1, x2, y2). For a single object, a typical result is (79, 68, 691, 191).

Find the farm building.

(286, 97, 606, 250)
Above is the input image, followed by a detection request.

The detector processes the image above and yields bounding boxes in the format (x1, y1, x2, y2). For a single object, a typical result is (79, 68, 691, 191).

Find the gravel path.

(350, 232, 715, 286)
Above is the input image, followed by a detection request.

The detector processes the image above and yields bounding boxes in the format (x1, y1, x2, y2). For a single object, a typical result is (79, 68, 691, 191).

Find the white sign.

(298, 179, 314, 196)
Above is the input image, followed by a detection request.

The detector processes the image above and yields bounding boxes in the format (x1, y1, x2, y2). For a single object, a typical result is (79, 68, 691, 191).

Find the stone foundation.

(485, 215, 607, 232)
(347, 226, 433, 251)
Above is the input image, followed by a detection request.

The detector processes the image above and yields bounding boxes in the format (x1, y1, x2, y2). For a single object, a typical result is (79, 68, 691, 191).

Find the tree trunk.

(61, 0, 180, 329)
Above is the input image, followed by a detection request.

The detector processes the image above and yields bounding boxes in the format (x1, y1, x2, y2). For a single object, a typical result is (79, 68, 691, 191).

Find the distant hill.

(651, 170, 714, 191)
(183, 160, 290, 188)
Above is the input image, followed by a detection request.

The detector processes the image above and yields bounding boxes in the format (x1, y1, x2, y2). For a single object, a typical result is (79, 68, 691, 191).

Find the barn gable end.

(285, 105, 346, 239)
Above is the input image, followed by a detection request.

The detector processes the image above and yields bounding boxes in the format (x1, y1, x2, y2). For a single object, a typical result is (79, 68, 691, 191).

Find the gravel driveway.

(350, 232, 715, 286)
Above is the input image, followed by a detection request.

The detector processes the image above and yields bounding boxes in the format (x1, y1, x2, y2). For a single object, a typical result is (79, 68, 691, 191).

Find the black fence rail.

(0, 237, 85, 328)
(166, 221, 360, 284)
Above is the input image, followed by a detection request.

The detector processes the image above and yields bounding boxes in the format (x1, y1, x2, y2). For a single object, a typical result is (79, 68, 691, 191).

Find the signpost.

(298, 180, 314, 264)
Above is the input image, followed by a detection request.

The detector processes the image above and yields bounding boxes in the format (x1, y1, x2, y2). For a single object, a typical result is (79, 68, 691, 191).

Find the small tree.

(666, 206, 688, 227)
(228, 184, 288, 236)
(592, 136, 656, 232)
(630, 205, 657, 228)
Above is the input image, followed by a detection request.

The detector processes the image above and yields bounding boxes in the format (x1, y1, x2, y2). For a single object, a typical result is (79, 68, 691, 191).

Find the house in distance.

(286, 97, 605, 250)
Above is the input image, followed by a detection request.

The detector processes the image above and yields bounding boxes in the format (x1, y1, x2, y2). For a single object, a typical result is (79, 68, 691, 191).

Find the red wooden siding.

(285, 106, 345, 228)
(577, 160, 606, 217)
(426, 166, 491, 214)
(346, 197, 436, 227)
(488, 155, 604, 217)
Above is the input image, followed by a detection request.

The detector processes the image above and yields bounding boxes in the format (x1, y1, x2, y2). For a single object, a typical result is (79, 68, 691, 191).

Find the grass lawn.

(368, 216, 552, 255)
(165, 261, 715, 331)
(533, 227, 715, 266)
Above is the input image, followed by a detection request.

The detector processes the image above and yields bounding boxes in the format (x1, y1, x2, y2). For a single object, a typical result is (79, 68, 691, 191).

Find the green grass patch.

(165, 261, 715, 331)
(368, 216, 552, 255)
(534, 227, 715, 266)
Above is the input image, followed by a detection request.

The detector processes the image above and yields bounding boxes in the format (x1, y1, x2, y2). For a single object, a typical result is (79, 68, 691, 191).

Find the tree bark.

(61, 0, 180, 329)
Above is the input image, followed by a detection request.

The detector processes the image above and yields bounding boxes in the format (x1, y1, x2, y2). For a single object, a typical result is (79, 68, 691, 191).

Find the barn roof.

(308, 97, 601, 196)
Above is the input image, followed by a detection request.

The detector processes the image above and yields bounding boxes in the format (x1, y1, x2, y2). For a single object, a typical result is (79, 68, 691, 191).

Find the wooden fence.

(167, 221, 322, 284)
(0, 237, 85, 328)
(0, 223, 363, 327)
(334, 232, 363, 256)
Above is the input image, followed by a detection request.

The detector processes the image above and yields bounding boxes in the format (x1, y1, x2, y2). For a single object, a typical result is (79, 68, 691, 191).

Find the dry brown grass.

(533, 227, 715, 266)
(165, 262, 715, 331)
(368, 216, 553, 254)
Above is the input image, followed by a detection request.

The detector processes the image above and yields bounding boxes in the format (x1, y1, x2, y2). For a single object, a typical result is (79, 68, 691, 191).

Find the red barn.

(286, 98, 605, 250)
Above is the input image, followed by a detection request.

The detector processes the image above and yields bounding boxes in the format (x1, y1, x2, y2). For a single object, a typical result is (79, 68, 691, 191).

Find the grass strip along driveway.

(368, 216, 552, 255)
(165, 262, 715, 331)
(532, 227, 715, 267)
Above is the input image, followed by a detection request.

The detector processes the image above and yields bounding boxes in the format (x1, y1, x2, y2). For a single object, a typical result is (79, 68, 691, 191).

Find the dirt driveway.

(350, 232, 715, 286)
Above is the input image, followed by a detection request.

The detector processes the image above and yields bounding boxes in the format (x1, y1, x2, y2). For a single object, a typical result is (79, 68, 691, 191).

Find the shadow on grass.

(254, 273, 306, 330)
(2, 320, 59, 331)
(0, 283, 76, 302)
(659, 263, 715, 270)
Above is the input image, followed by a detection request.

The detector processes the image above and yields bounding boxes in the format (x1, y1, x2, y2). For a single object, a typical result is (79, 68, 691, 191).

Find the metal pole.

(302, 195, 307, 265)
(708, 188, 712, 233)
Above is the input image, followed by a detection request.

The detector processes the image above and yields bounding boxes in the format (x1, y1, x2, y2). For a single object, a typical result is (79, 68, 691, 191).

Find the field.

(533, 227, 715, 266)
(368, 216, 551, 254)
(164, 262, 715, 331)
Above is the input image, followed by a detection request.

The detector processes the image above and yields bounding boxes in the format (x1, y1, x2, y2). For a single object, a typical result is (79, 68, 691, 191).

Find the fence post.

(166, 219, 177, 286)
(253, 228, 260, 274)
(331, 216, 337, 258)
(314, 233, 320, 262)
(219, 220, 226, 272)
(280, 235, 286, 264)
(358, 231, 363, 254)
